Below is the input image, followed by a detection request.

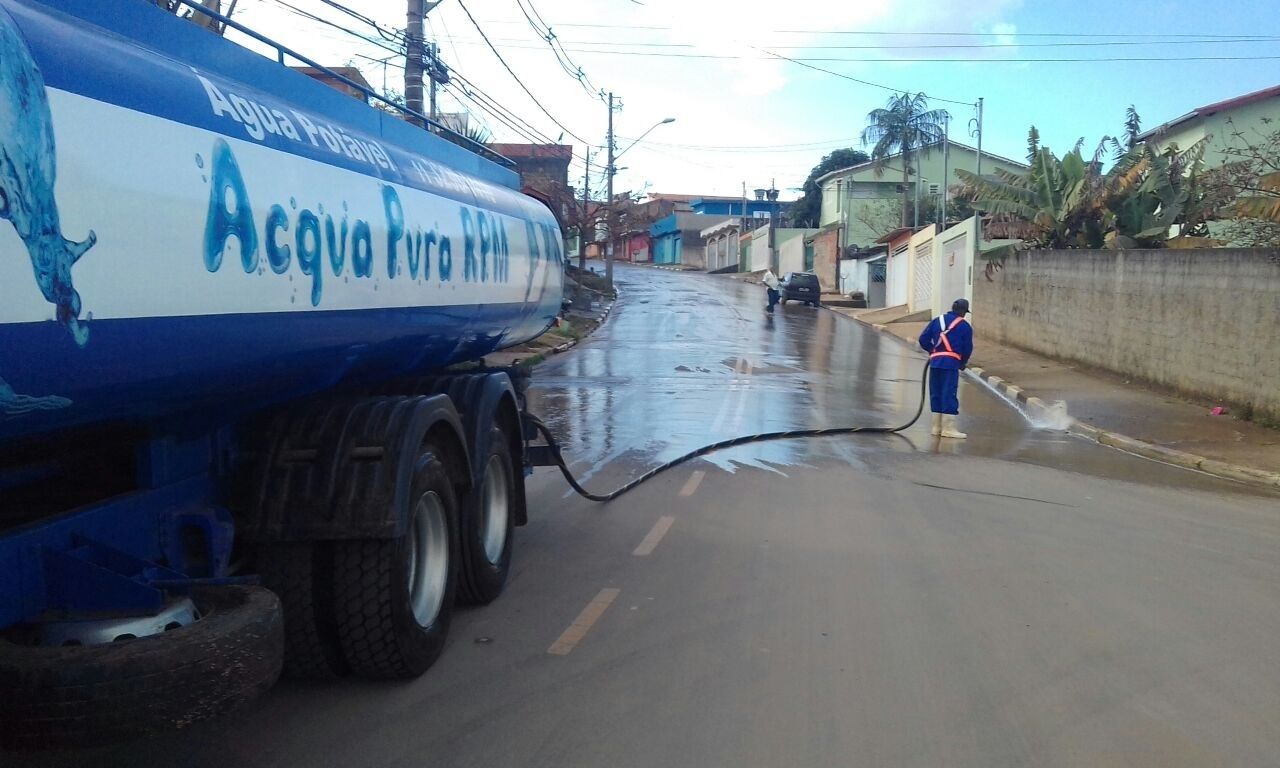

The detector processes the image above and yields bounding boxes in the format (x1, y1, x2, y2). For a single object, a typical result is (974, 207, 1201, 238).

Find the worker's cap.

(951, 298, 970, 315)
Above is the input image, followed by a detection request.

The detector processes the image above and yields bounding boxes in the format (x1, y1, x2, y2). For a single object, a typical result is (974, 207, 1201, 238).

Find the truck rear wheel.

(257, 542, 347, 679)
(0, 586, 282, 750)
(459, 425, 516, 605)
(332, 442, 460, 679)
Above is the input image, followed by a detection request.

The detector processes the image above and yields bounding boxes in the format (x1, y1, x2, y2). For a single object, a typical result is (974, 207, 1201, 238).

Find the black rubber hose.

(528, 358, 932, 503)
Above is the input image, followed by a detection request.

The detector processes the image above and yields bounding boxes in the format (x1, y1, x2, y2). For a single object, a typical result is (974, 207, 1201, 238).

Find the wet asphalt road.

(31, 263, 1280, 767)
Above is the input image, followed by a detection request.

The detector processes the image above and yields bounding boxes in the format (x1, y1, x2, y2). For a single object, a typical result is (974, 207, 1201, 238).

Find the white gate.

(912, 240, 933, 312)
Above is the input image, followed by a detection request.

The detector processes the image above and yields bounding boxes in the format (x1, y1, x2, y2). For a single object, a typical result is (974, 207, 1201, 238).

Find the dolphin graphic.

(0, 374, 70, 414)
(0, 8, 96, 346)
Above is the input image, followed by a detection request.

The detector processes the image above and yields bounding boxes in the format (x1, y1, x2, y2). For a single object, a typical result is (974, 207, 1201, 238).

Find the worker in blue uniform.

(918, 298, 973, 439)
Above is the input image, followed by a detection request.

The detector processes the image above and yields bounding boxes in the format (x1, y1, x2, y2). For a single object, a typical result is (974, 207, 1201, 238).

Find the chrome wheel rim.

(407, 492, 449, 628)
(481, 455, 510, 564)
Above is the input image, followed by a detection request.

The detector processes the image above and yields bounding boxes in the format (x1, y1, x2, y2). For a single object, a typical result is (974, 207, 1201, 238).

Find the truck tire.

(0, 586, 282, 751)
(459, 425, 516, 605)
(332, 442, 460, 679)
(257, 542, 348, 679)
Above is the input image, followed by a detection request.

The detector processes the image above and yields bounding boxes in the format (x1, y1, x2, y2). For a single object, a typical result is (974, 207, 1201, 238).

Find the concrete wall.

(748, 224, 772, 274)
(779, 235, 805, 275)
(776, 229, 818, 275)
(937, 216, 976, 312)
(679, 236, 706, 269)
(974, 248, 1280, 424)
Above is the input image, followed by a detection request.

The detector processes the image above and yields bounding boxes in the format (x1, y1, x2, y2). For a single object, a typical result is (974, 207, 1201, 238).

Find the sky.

(223, 0, 1280, 200)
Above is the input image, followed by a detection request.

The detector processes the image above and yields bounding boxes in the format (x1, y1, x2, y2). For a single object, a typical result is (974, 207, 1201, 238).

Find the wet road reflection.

(529, 264, 1266, 497)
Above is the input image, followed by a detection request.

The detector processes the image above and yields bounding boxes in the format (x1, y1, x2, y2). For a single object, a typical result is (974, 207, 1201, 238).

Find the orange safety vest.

(929, 315, 967, 361)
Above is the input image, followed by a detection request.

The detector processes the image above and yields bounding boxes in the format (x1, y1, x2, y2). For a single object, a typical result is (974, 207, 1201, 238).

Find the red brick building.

(488, 143, 573, 227)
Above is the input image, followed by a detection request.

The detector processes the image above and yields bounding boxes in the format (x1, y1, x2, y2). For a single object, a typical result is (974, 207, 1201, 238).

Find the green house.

(1137, 84, 1280, 169)
(817, 141, 1027, 249)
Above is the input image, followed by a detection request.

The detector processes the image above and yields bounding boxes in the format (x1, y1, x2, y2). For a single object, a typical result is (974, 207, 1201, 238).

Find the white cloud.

(225, 0, 1023, 197)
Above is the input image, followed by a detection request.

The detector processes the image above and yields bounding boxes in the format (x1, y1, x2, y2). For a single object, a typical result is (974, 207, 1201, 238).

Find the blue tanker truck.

(0, 0, 565, 748)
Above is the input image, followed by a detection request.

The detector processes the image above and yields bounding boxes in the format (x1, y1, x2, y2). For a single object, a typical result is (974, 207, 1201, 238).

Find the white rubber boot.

(930, 413, 943, 436)
(940, 415, 968, 439)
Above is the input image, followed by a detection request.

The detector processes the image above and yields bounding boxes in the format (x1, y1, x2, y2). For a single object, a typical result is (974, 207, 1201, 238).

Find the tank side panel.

(0, 1, 562, 442)
(11, 0, 522, 192)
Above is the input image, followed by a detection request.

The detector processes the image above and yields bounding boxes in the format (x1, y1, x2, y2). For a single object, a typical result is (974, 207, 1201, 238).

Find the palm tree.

(860, 93, 949, 227)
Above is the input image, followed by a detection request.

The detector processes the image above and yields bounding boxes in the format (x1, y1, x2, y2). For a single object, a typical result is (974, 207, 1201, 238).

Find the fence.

(974, 248, 1280, 424)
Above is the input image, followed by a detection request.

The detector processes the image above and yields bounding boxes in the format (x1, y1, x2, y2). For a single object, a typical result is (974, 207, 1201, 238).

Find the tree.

(788, 148, 870, 228)
(860, 93, 949, 228)
(957, 136, 1218, 251)
(1220, 119, 1280, 224)
(1026, 126, 1041, 164)
(1124, 105, 1142, 150)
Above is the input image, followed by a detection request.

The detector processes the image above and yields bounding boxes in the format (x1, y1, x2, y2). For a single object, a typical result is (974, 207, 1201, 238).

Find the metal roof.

(1137, 83, 1280, 141)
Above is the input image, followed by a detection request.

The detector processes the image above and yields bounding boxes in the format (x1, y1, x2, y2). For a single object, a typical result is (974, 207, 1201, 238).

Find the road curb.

(835, 311, 1280, 491)
(553, 297, 615, 354)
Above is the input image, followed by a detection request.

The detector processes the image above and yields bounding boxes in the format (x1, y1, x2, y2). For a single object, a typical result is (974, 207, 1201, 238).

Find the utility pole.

(972, 97, 985, 243)
(580, 148, 591, 271)
(913, 164, 921, 229)
(405, 1, 442, 126)
(405, 0, 425, 124)
(942, 113, 950, 227)
(605, 92, 616, 289)
(974, 98, 984, 181)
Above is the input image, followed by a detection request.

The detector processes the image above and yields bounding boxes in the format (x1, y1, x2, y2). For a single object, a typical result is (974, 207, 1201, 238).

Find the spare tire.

(0, 585, 283, 751)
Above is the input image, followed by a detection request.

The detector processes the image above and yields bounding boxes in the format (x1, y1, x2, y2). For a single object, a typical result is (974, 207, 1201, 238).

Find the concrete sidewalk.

(828, 306, 1280, 490)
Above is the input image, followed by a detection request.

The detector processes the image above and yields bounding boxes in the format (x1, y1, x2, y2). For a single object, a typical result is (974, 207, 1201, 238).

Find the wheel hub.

(481, 454, 510, 564)
(36, 597, 199, 647)
(407, 492, 449, 628)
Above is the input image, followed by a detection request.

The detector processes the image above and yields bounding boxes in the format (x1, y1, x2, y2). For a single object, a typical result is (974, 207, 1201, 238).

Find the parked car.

(779, 272, 821, 306)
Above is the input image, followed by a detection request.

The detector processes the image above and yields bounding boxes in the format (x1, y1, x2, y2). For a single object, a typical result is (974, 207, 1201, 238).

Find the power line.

(470, 19, 1280, 38)
(263, 0, 404, 58)
(441, 35, 1280, 50)
(752, 46, 975, 106)
(454, 0, 589, 144)
(616, 139, 857, 154)
(442, 81, 545, 143)
(363, 52, 561, 145)
(427, 14, 462, 74)
(432, 39, 1280, 64)
(315, 0, 402, 43)
(237, 1, 588, 172)
(514, 0, 607, 102)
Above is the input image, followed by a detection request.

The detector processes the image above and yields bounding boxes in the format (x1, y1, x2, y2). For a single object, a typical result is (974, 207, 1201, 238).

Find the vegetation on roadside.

(960, 112, 1280, 263)
(1215, 118, 1280, 248)
(568, 265, 617, 298)
(957, 135, 1226, 254)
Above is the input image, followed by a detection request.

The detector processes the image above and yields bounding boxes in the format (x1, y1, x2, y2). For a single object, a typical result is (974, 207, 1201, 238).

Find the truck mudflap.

(239, 394, 469, 542)
(386, 371, 529, 526)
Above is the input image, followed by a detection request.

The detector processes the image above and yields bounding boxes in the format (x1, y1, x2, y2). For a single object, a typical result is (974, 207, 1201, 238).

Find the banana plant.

(956, 145, 1105, 249)
(958, 136, 1215, 252)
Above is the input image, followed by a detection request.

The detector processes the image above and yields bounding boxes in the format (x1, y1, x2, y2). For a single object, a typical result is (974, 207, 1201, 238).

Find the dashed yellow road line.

(632, 516, 677, 556)
(547, 588, 621, 656)
(678, 470, 706, 497)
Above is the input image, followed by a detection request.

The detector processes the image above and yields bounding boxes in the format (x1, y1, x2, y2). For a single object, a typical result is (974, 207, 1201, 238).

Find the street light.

(614, 117, 676, 161)
(605, 115, 674, 288)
